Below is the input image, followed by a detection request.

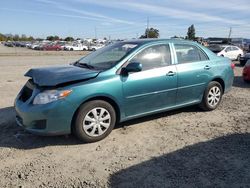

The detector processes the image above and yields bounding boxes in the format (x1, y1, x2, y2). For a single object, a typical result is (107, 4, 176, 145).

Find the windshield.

(77, 42, 138, 70)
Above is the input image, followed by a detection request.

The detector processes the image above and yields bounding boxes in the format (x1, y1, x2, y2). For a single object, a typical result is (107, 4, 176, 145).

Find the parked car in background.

(30, 43, 40, 50)
(243, 60, 250, 82)
(89, 44, 104, 51)
(34, 43, 46, 50)
(4, 41, 15, 47)
(13, 41, 26, 47)
(64, 43, 88, 51)
(25, 42, 32, 48)
(15, 39, 234, 143)
(43, 44, 63, 51)
(208, 45, 243, 60)
(240, 53, 250, 66)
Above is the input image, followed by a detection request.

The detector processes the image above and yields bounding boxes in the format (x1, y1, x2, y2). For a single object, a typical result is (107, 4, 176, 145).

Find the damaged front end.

(14, 64, 100, 135)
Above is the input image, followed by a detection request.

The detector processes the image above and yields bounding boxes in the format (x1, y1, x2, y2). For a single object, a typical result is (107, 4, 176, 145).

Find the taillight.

(231, 63, 235, 69)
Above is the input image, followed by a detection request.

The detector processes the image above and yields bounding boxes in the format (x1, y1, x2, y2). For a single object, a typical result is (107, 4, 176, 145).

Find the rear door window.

(174, 44, 208, 64)
(232, 46, 239, 51)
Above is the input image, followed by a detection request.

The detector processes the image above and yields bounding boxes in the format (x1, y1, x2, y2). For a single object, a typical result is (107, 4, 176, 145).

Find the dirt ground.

(0, 45, 249, 188)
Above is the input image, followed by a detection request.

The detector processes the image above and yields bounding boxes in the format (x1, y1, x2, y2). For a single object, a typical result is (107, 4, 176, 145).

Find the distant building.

(231, 38, 250, 50)
(207, 37, 231, 45)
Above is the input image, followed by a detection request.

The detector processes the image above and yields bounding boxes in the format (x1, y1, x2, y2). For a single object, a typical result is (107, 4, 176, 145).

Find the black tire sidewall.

(237, 54, 241, 61)
(73, 100, 116, 143)
(201, 81, 223, 111)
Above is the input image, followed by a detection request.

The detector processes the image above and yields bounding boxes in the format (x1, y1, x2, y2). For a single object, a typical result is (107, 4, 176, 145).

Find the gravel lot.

(0, 45, 249, 188)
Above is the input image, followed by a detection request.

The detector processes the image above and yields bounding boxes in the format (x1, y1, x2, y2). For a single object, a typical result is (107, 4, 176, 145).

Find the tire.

(70, 48, 73, 51)
(240, 60, 246, 66)
(73, 100, 116, 143)
(237, 54, 241, 61)
(199, 81, 223, 111)
(243, 79, 250, 83)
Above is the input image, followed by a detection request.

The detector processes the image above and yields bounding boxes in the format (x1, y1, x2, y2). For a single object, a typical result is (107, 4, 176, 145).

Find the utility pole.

(95, 27, 97, 40)
(228, 27, 232, 39)
(146, 16, 149, 38)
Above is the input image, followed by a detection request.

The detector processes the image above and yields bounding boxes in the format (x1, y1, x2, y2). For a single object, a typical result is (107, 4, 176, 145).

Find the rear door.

(174, 43, 213, 105)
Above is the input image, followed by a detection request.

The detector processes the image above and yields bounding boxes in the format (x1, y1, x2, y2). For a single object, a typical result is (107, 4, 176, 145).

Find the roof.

(120, 38, 194, 45)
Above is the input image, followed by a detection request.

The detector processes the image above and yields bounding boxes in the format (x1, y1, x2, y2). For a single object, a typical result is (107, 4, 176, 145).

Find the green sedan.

(15, 39, 234, 142)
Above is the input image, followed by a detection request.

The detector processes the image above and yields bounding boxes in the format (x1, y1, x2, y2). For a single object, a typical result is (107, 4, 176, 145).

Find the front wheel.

(73, 100, 116, 143)
(199, 81, 223, 111)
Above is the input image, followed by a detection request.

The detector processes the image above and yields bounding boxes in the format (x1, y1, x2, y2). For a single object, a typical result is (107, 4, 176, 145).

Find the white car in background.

(30, 43, 40, 49)
(209, 45, 244, 60)
(64, 43, 88, 51)
(89, 44, 104, 51)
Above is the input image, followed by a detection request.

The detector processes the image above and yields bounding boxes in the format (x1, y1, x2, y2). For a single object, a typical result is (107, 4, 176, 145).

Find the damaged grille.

(19, 80, 35, 102)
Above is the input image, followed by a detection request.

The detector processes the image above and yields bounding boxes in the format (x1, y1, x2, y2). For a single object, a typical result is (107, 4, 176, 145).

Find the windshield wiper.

(74, 61, 95, 69)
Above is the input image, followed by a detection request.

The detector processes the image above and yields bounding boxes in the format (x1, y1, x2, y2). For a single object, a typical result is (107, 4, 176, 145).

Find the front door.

(122, 44, 177, 118)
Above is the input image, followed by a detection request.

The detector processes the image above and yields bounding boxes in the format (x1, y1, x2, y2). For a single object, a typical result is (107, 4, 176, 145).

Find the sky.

(0, 0, 250, 39)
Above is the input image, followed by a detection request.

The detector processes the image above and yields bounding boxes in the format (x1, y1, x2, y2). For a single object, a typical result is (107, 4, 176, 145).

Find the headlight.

(33, 90, 72, 105)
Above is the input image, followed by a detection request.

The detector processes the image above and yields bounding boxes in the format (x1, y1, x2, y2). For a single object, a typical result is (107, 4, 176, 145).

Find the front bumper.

(15, 85, 76, 136)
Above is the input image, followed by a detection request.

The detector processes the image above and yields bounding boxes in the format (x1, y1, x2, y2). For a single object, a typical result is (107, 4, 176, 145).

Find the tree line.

(0, 33, 34, 41)
(0, 24, 197, 41)
(139, 24, 196, 40)
(0, 33, 76, 42)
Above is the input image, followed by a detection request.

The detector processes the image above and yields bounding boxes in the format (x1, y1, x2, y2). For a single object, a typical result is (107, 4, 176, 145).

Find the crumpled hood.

(25, 65, 100, 86)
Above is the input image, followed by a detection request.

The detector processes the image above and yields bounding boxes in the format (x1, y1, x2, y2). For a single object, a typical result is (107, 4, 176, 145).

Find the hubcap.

(207, 86, 221, 107)
(83, 107, 111, 137)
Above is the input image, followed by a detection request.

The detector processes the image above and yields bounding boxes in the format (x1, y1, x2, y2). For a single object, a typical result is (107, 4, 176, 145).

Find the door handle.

(167, 71, 176, 76)
(204, 65, 211, 70)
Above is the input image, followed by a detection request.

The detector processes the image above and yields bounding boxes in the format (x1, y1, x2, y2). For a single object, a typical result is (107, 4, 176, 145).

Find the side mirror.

(122, 62, 142, 74)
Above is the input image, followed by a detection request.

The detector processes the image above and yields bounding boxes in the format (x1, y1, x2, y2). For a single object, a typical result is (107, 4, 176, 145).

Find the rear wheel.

(73, 100, 116, 142)
(199, 81, 223, 111)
